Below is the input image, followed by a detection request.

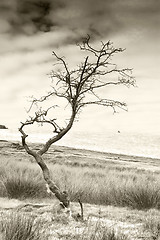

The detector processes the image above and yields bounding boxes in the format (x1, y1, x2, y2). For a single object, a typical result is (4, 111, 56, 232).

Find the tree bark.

(35, 154, 70, 208)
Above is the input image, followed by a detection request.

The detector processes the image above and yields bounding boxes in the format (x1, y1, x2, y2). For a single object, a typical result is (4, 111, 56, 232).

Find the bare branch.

(52, 51, 73, 98)
(19, 125, 37, 158)
(78, 99, 127, 112)
(27, 92, 58, 112)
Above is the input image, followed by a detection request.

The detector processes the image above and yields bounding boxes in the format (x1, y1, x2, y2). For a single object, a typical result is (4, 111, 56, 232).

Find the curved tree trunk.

(19, 110, 76, 208)
(19, 129, 70, 208)
(34, 154, 70, 208)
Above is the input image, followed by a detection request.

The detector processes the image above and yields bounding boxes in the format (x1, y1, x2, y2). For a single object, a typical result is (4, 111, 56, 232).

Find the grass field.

(0, 140, 160, 239)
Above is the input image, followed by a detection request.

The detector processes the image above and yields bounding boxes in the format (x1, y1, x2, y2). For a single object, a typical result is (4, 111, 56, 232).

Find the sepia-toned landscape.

(1, 0, 160, 239)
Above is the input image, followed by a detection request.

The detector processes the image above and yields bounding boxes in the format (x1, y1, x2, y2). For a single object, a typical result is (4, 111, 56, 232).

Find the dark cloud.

(15, 0, 53, 33)
(0, 0, 65, 34)
(0, 0, 160, 39)
(49, 0, 121, 38)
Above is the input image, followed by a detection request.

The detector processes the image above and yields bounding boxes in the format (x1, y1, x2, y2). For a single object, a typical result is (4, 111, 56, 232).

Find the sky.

(0, 0, 160, 138)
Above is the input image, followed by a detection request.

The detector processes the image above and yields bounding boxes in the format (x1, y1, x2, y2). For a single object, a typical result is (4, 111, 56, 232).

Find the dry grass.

(75, 218, 128, 240)
(1, 142, 160, 239)
(0, 158, 160, 210)
(0, 161, 46, 199)
(143, 210, 160, 240)
(0, 210, 130, 240)
(48, 164, 160, 210)
(0, 212, 47, 240)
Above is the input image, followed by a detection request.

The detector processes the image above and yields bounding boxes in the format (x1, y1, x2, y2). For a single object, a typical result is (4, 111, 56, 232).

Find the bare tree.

(19, 36, 135, 209)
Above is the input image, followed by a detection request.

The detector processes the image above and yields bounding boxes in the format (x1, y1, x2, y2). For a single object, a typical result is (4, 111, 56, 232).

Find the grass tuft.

(0, 162, 46, 199)
(121, 183, 160, 210)
(0, 212, 47, 240)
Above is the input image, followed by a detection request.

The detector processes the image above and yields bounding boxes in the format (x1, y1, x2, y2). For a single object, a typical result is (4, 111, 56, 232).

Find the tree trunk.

(19, 128, 71, 208)
(34, 154, 70, 208)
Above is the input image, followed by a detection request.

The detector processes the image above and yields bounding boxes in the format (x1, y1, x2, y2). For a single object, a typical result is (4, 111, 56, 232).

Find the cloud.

(0, 0, 63, 35)
(1, 0, 159, 39)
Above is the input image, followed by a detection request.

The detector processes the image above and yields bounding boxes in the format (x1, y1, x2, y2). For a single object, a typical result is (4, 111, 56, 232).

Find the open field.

(0, 140, 160, 239)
